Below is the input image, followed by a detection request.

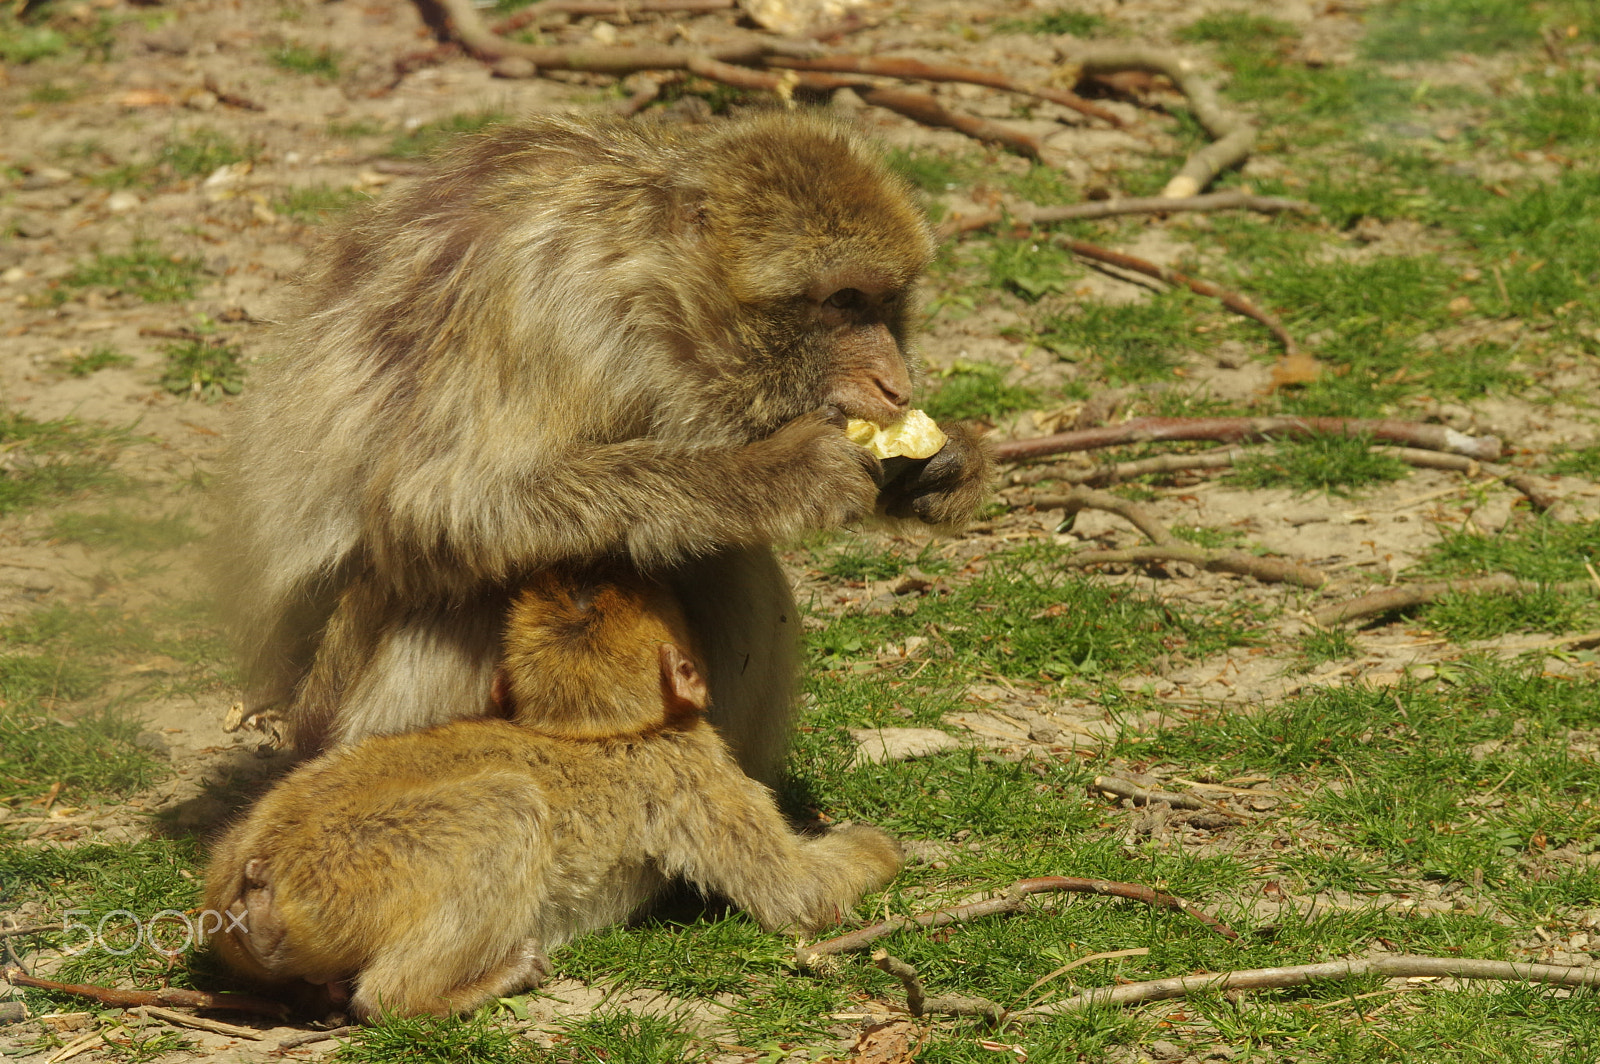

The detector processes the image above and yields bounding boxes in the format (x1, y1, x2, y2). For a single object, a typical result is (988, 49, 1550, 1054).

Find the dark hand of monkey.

(876, 420, 994, 528)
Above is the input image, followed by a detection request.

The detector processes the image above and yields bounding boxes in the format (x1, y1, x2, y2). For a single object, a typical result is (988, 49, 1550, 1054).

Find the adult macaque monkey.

(222, 110, 991, 780)
(205, 565, 902, 1020)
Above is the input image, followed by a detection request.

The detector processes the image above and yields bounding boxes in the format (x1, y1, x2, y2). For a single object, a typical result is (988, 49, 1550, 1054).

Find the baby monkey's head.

(495, 563, 708, 738)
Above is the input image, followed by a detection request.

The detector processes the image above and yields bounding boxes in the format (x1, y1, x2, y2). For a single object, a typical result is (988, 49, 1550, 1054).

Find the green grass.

(977, 237, 1081, 301)
(48, 511, 201, 552)
(387, 111, 511, 159)
(1177, 12, 1298, 48)
(1421, 515, 1600, 584)
(159, 338, 245, 400)
(995, 9, 1106, 37)
(1363, 0, 1545, 61)
(0, 14, 67, 62)
(1298, 626, 1360, 669)
(334, 1012, 536, 1063)
(156, 129, 257, 179)
(922, 363, 1040, 422)
(1550, 445, 1600, 478)
(1036, 292, 1209, 382)
(62, 345, 135, 377)
(1226, 436, 1410, 496)
(63, 241, 205, 303)
(0, 410, 126, 515)
(268, 42, 340, 78)
(275, 183, 369, 224)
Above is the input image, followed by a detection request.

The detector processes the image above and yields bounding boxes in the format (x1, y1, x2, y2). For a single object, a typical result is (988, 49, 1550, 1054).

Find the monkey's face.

(688, 117, 936, 435)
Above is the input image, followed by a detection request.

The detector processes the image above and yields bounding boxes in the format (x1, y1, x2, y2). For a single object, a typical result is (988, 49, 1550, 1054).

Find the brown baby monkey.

(205, 564, 901, 1020)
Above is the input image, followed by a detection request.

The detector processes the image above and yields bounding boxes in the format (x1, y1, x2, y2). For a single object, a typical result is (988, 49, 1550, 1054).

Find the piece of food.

(845, 409, 948, 460)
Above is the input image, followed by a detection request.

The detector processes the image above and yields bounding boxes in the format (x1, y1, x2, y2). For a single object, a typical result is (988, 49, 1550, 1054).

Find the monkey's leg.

(657, 763, 902, 933)
(667, 547, 799, 786)
(351, 940, 551, 1021)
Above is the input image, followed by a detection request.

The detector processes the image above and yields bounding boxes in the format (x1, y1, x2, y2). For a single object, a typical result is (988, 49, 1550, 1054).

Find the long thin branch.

(1091, 774, 1243, 817)
(2, 967, 287, 1019)
(1312, 574, 1590, 627)
(494, 0, 734, 34)
(1013, 954, 1600, 1019)
(768, 54, 1124, 127)
(797, 876, 1236, 967)
(994, 417, 1503, 464)
(1065, 543, 1327, 588)
(1069, 46, 1255, 198)
(942, 190, 1314, 237)
(1058, 237, 1300, 356)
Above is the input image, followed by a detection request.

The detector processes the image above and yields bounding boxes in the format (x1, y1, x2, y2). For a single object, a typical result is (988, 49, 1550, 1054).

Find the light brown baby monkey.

(204, 564, 901, 1020)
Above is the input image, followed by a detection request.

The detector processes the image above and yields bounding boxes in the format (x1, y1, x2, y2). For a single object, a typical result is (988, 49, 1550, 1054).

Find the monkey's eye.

(823, 288, 868, 313)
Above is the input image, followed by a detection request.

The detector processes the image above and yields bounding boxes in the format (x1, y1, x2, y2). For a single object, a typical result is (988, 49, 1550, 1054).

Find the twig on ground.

(798, 876, 1236, 967)
(1311, 574, 1591, 627)
(994, 417, 1503, 464)
(275, 1026, 358, 1052)
(1069, 46, 1255, 198)
(201, 76, 265, 112)
(411, 0, 805, 72)
(872, 951, 1007, 1021)
(768, 54, 1123, 126)
(2, 967, 287, 1019)
(494, 0, 734, 34)
(1091, 774, 1245, 818)
(1039, 484, 1328, 588)
(0, 924, 58, 939)
(1012, 954, 1600, 1019)
(130, 1006, 264, 1041)
(942, 190, 1314, 236)
(1372, 447, 1568, 514)
(1056, 237, 1300, 356)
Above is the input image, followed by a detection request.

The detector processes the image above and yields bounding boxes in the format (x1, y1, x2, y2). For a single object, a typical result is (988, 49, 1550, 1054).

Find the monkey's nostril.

(875, 377, 911, 408)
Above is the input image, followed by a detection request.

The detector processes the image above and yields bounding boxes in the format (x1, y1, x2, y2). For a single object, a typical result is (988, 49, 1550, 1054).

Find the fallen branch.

(2, 967, 287, 1019)
(798, 875, 1236, 967)
(1372, 447, 1567, 514)
(494, 0, 734, 33)
(942, 189, 1315, 237)
(1311, 574, 1590, 628)
(1012, 954, 1600, 1019)
(994, 417, 1503, 464)
(130, 1006, 264, 1041)
(412, 0, 808, 72)
(1092, 774, 1245, 817)
(1069, 46, 1255, 198)
(769, 54, 1123, 127)
(1057, 237, 1300, 356)
(275, 1026, 358, 1052)
(1040, 484, 1327, 587)
(873, 951, 1006, 1022)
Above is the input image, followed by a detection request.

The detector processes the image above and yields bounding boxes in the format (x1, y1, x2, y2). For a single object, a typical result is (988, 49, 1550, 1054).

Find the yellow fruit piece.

(845, 409, 948, 460)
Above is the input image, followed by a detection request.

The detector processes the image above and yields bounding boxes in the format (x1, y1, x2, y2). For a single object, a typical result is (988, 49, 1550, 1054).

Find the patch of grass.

(335, 1012, 537, 1063)
(1423, 586, 1592, 640)
(327, 118, 385, 138)
(1466, 170, 1600, 319)
(0, 410, 126, 516)
(159, 338, 245, 400)
(978, 237, 1080, 301)
(61, 345, 134, 377)
(387, 110, 510, 159)
(1170, 524, 1245, 550)
(922, 363, 1039, 423)
(884, 148, 976, 195)
(64, 240, 205, 304)
(548, 1012, 698, 1064)
(1298, 626, 1360, 670)
(0, 15, 67, 62)
(28, 81, 78, 103)
(1226, 436, 1409, 496)
(1036, 292, 1205, 382)
(808, 538, 951, 584)
(275, 183, 369, 224)
(157, 129, 257, 179)
(1363, 0, 1542, 61)
(998, 164, 1080, 206)
(1177, 12, 1297, 47)
(268, 41, 340, 78)
(1549, 445, 1600, 478)
(48, 511, 201, 553)
(995, 9, 1105, 37)
(1420, 515, 1600, 584)
(1513, 69, 1600, 149)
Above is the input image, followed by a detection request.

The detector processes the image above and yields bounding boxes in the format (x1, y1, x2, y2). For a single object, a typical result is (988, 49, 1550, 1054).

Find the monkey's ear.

(489, 670, 513, 717)
(659, 643, 709, 718)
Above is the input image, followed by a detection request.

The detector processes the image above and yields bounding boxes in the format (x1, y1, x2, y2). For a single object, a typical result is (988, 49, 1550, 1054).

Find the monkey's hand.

(875, 420, 994, 530)
(750, 409, 883, 534)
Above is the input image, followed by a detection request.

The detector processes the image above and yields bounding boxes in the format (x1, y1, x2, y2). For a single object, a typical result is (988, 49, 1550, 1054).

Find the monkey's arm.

(876, 420, 995, 530)
(379, 411, 881, 578)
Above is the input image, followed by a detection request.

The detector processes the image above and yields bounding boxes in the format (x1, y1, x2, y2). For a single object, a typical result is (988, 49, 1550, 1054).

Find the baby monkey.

(205, 564, 901, 1021)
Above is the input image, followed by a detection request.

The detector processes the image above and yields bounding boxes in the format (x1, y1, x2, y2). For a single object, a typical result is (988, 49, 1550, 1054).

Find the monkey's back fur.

(206, 718, 901, 1020)
(221, 110, 983, 771)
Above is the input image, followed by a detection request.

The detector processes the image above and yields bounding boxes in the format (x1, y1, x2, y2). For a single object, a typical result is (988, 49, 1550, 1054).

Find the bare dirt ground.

(2, 0, 1599, 1060)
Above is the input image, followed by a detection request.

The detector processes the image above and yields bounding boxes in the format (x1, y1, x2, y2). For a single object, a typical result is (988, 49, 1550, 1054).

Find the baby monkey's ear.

(659, 643, 709, 725)
(489, 670, 513, 718)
